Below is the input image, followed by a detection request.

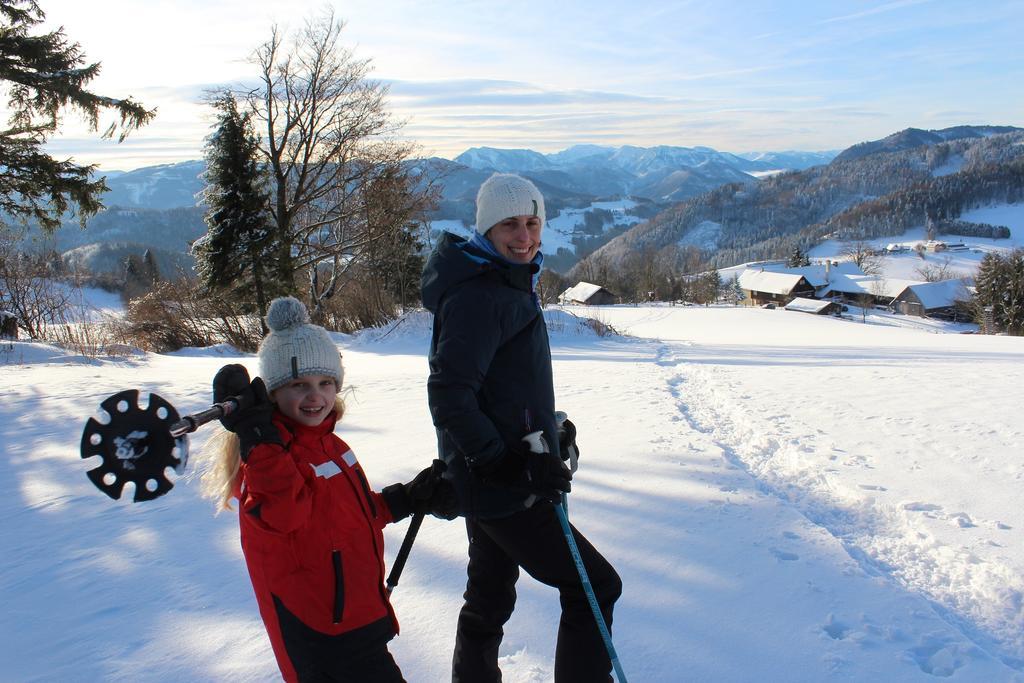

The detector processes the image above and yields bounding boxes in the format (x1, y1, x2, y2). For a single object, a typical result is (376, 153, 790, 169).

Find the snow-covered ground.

(2, 303, 1023, 682)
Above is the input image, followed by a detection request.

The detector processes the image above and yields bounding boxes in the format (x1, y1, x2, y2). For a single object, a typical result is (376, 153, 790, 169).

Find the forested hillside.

(574, 131, 1024, 276)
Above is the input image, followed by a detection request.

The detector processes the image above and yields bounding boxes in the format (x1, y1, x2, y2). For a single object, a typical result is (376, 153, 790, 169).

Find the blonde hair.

(200, 394, 346, 511)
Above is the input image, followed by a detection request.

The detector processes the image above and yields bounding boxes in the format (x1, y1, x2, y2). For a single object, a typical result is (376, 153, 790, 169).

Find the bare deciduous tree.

(915, 256, 962, 283)
(242, 10, 435, 319)
(0, 225, 77, 338)
(841, 239, 884, 275)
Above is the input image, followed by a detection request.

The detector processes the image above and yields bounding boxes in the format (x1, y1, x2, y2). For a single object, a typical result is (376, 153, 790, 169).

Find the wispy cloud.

(818, 0, 935, 25)
(388, 79, 687, 109)
(33, 0, 1023, 169)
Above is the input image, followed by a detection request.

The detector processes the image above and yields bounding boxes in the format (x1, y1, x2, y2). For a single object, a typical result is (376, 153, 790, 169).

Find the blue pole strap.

(555, 496, 628, 683)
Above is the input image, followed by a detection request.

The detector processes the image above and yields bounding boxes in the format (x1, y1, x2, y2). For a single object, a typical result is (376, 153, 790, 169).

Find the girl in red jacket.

(202, 296, 454, 683)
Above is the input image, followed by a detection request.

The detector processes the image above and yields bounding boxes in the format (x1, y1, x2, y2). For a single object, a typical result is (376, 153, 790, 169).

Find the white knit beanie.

(475, 173, 546, 234)
(258, 296, 344, 393)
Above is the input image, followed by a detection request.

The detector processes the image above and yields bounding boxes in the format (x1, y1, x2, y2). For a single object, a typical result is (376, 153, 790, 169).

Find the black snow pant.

(274, 604, 405, 683)
(452, 501, 622, 683)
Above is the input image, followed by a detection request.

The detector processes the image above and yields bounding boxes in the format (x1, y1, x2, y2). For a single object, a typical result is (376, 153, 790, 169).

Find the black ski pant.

(274, 604, 405, 683)
(452, 501, 622, 683)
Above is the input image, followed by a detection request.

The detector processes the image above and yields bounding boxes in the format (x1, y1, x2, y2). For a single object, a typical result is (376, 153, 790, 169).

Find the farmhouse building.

(559, 282, 618, 305)
(737, 270, 815, 306)
(737, 261, 865, 305)
(820, 274, 918, 307)
(891, 280, 970, 320)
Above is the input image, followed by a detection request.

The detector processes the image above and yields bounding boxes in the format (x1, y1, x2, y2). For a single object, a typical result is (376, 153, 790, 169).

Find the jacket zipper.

(331, 550, 345, 623)
(340, 470, 390, 609)
(354, 469, 378, 518)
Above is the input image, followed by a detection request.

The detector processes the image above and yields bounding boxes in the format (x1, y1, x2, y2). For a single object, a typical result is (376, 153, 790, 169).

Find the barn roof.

(784, 297, 836, 314)
(822, 274, 921, 299)
(560, 281, 609, 303)
(901, 280, 969, 310)
(737, 269, 808, 295)
(759, 262, 864, 288)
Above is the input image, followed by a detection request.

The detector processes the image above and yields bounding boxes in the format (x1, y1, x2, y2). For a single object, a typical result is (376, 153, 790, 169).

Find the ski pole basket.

(80, 390, 238, 503)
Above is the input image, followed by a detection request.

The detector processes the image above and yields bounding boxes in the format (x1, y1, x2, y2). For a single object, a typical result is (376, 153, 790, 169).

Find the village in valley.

(559, 231, 1010, 328)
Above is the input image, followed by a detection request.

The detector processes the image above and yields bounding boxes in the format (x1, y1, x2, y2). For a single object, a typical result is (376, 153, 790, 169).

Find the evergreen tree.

(698, 269, 722, 306)
(0, 0, 154, 231)
(380, 223, 426, 308)
(786, 246, 810, 267)
(974, 249, 1024, 335)
(122, 252, 155, 300)
(142, 248, 160, 285)
(1004, 250, 1024, 335)
(195, 92, 282, 323)
(728, 274, 744, 305)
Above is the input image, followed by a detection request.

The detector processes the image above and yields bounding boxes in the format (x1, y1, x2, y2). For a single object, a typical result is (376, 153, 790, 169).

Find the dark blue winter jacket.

(421, 232, 559, 520)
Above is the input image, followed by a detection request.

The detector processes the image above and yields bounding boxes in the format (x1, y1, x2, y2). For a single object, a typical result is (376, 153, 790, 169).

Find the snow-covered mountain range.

(41, 125, 1021, 277)
(451, 144, 833, 202)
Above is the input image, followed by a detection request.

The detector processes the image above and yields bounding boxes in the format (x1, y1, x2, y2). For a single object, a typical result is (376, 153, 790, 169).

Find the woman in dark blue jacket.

(422, 173, 622, 682)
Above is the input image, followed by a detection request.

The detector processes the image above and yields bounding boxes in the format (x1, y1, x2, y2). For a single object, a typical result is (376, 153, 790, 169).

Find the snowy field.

(2, 302, 1023, 682)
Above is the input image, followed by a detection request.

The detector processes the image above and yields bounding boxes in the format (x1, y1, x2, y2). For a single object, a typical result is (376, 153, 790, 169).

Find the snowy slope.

(2, 306, 1023, 681)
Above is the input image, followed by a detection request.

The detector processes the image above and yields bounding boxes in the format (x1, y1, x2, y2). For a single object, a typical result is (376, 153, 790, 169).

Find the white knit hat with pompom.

(258, 296, 343, 392)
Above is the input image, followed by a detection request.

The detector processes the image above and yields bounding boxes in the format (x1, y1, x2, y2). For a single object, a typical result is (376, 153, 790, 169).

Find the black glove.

(382, 460, 459, 521)
(556, 413, 580, 474)
(476, 443, 571, 504)
(212, 364, 282, 460)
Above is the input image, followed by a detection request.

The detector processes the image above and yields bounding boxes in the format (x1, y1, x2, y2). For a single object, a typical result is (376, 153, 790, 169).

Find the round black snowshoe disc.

(80, 390, 189, 502)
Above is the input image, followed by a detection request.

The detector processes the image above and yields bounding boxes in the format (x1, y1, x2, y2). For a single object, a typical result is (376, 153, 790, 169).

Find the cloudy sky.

(35, 0, 1024, 170)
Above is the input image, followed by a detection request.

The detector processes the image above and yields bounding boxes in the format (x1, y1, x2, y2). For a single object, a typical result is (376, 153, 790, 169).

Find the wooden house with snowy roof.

(819, 274, 919, 308)
(737, 269, 815, 306)
(891, 280, 970, 320)
(559, 282, 618, 306)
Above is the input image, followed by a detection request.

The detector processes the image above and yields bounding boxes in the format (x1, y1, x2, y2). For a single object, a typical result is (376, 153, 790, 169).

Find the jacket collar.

(273, 409, 339, 444)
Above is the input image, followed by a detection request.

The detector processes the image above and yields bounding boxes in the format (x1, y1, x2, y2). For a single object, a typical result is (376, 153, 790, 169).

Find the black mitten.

(382, 460, 459, 521)
(476, 441, 570, 503)
(212, 364, 282, 460)
(212, 364, 250, 423)
(526, 450, 572, 502)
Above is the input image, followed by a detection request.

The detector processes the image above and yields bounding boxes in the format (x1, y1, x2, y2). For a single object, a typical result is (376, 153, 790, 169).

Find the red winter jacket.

(233, 410, 399, 682)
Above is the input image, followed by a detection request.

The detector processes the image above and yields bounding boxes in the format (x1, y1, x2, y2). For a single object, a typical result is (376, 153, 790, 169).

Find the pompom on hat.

(258, 296, 344, 393)
(475, 173, 545, 234)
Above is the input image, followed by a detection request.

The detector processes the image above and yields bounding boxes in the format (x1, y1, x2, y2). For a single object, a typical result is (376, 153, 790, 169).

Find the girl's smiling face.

(271, 374, 338, 426)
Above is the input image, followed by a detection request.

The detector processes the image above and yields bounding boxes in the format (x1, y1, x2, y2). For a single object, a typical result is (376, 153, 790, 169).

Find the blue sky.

(34, 0, 1024, 170)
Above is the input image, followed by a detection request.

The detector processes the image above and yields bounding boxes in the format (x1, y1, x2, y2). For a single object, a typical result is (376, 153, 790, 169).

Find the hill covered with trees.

(572, 129, 1024, 286)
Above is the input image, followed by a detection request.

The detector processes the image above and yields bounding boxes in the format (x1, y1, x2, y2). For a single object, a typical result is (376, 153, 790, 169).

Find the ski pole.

(555, 496, 628, 683)
(521, 431, 628, 683)
(385, 458, 447, 594)
(169, 398, 239, 437)
(386, 511, 424, 595)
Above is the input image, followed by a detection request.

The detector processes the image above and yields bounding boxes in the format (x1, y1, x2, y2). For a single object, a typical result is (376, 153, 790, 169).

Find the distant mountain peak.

(833, 125, 1023, 163)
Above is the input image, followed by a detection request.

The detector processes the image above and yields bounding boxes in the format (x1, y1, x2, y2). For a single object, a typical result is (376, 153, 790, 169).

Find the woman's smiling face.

(486, 215, 543, 264)
(271, 374, 338, 426)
